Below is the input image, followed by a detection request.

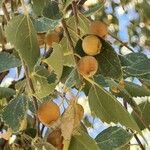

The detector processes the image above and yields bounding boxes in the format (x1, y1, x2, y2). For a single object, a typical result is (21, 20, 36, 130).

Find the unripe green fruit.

(82, 35, 102, 56)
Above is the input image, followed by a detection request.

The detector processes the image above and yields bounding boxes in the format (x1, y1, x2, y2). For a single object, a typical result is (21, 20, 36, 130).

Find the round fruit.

(77, 56, 98, 77)
(82, 35, 102, 56)
(47, 128, 63, 150)
(45, 31, 60, 47)
(37, 101, 60, 125)
(75, 104, 84, 121)
(89, 21, 108, 38)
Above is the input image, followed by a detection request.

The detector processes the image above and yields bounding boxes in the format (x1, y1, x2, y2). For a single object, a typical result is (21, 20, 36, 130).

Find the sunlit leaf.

(44, 43, 64, 80)
(6, 15, 40, 73)
(69, 130, 99, 150)
(88, 85, 140, 132)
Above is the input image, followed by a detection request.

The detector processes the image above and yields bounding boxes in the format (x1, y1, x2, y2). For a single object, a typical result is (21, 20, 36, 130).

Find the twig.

(109, 32, 135, 53)
(23, 61, 40, 135)
(2, 3, 10, 22)
(123, 100, 145, 150)
(61, 18, 75, 52)
(72, 1, 80, 35)
(133, 110, 150, 132)
(40, 124, 45, 137)
(131, 130, 145, 150)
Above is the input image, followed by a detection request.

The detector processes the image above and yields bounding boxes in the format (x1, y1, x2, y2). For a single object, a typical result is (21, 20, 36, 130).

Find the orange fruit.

(47, 128, 63, 150)
(45, 31, 60, 47)
(89, 21, 108, 38)
(77, 56, 98, 77)
(82, 35, 102, 56)
(37, 101, 60, 125)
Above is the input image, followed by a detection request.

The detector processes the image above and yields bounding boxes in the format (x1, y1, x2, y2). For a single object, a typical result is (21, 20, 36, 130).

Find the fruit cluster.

(77, 21, 108, 77)
(37, 101, 84, 149)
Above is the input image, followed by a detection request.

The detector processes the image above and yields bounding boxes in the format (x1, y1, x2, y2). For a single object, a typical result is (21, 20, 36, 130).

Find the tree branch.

(2, 3, 10, 22)
(72, 1, 80, 35)
(109, 32, 135, 53)
(61, 18, 75, 52)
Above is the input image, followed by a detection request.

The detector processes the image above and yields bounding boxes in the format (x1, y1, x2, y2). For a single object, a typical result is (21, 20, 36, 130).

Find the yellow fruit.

(47, 128, 63, 150)
(89, 21, 108, 38)
(82, 35, 102, 56)
(37, 101, 60, 126)
(77, 56, 98, 77)
(45, 31, 60, 47)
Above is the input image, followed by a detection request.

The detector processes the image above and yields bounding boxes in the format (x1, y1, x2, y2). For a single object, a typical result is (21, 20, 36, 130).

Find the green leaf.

(0, 87, 16, 99)
(125, 53, 148, 65)
(124, 81, 150, 97)
(67, 13, 90, 40)
(43, 1, 62, 20)
(69, 131, 99, 150)
(32, 0, 48, 16)
(95, 39, 123, 80)
(33, 17, 59, 33)
(32, 73, 56, 99)
(123, 59, 150, 76)
(88, 85, 140, 132)
(95, 126, 133, 150)
(94, 75, 108, 87)
(6, 15, 40, 73)
(44, 43, 64, 80)
(60, 37, 76, 67)
(65, 68, 81, 89)
(1, 94, 28, 132)
(132, 101, 150, 130)
(0, 52, 21, 73)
